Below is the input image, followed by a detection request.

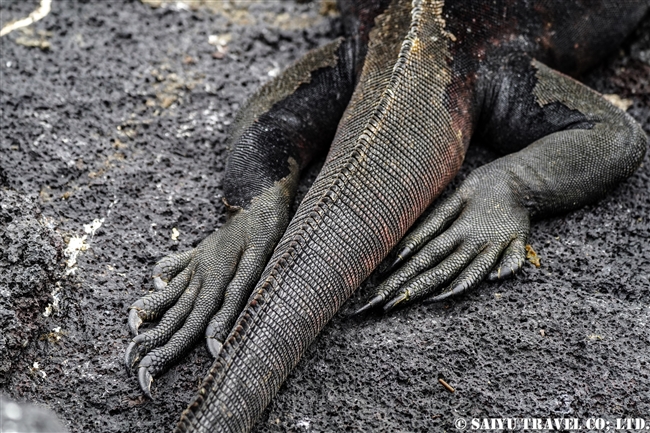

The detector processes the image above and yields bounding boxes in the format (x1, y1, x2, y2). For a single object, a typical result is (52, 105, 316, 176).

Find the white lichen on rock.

(63, 218, 105, 275)
(64, 235, 88, 274)
(83, 218, 105, 237)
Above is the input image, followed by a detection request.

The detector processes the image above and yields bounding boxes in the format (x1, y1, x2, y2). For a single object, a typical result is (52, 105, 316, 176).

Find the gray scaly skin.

(124, 0, 649, 431)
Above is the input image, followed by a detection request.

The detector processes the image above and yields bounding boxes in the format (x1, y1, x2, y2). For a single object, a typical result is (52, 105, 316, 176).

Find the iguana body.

(124, 1, 649, 432)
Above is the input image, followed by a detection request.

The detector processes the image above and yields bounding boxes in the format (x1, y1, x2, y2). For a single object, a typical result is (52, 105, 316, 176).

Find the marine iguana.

(124, 1, 649, 431)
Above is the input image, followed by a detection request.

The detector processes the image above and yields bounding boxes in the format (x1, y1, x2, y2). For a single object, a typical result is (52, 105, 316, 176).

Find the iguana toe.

(487, 238, 526, 281)
(152, 250, 194, 285)
(429, 245, 504, 301)
(127, 266, 194, 336)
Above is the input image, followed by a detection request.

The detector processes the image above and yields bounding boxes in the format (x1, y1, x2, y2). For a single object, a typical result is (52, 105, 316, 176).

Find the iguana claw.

(128, 302, 145, 335)
(383, 246, 413, 275)
(351, 294, 383, 316)
(138, 362, 154, 399)
(124, 341, 139, 373)
(206, 337, 223, 358)
(383, 292, 408, 313)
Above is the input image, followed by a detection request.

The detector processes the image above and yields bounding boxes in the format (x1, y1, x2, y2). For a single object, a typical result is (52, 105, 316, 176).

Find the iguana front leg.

(124, 37, 358, 396)
(360, 54, 647, 312)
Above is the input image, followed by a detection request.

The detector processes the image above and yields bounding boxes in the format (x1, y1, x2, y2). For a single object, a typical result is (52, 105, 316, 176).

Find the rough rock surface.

(0, 189, 63, 386)
(0, 1, 648, 432)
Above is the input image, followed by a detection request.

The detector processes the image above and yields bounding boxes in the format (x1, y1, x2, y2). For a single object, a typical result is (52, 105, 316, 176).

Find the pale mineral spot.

(43, 282, 62, 317)
(84, 218, 105, 237)
(14, 27, 53, 50)
(208, 33, 232, 47)
(30, 361, 46, 378)
(63, 218, 105, 275)
(64, 235, 88, 275)
(295, 419, 311, 429)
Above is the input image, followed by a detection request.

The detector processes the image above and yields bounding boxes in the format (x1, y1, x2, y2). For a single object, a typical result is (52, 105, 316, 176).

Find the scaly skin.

(125, 1, 649, 431)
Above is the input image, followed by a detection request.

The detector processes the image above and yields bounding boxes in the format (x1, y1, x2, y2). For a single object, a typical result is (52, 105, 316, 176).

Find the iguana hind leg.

(124, 38, 358, 397)
(358, 54, 646, 313)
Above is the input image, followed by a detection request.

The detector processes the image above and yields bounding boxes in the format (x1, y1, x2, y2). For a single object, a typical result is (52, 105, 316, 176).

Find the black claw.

(153, 276, 167, 291)
(451, 284, 467, 296)
(498, 266, 513, 280)
(425, 292, 452, 303)
(351, 295, 384, 316)
(124, 341, 140, 373)
(128, 306, 144, 336)
(383, 246, 413, 275)
(383, 291, 409, 313)
(138, 362, 154, 399)
(125, 334, 149, 373)
(487, 265, 514, 282)
(151, 263, 164, 278)
(351, 303, 374, 317)
(206, 337, 223, 358)
(425, 285, 465, 304)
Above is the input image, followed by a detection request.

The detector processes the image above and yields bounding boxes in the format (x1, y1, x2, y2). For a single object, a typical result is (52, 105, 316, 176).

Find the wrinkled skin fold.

(124, 1, 649, 432)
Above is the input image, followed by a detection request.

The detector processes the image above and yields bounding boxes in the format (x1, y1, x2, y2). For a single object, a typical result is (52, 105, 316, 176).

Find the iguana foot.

(124, 187, 292, 398)
(356, 166, 531, 314)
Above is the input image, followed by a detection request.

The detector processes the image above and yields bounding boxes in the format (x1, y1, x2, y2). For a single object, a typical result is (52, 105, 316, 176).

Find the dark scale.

(123, 1, 649, 432)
